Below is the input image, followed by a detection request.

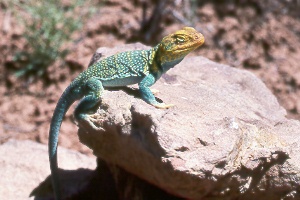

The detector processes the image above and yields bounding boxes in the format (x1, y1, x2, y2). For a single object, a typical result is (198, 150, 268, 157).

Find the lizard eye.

(175, 36, 185, 44)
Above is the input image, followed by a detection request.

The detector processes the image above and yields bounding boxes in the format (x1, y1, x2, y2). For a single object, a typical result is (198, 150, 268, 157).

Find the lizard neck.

(151, 44, 184, 74)
(161, 58, 183, 73)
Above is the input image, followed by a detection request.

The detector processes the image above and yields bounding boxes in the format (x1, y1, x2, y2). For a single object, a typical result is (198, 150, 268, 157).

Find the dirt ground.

(0, 0, 300, 154)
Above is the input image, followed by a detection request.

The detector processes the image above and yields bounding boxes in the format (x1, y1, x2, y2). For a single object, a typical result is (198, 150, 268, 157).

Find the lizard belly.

(101, 76, 144, 87)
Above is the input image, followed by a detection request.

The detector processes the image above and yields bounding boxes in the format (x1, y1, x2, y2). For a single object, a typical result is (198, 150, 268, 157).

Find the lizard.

(48, 27, 205, 200)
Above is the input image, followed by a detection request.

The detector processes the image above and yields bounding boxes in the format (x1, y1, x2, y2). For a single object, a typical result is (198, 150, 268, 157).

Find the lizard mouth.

(174, 41, 204, 53)
(174, 35, 205, 53)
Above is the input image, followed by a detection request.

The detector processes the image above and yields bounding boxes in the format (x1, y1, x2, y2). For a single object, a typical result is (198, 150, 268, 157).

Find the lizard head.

(158, 27, 205, 65)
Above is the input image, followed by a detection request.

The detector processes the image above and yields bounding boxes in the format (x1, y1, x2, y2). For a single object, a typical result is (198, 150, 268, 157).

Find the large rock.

(78, 44, 300, 199)
(0, 140, 96, 200)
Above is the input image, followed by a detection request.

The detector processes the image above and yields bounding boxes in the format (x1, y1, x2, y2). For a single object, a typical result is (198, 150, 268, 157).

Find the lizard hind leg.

(74, 77, 104, 131)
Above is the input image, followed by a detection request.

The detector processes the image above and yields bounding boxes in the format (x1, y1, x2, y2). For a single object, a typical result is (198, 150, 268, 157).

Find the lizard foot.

(150, 88, 160, 95)
(78, 115, 105, 132)
(153, 103, 175, 109)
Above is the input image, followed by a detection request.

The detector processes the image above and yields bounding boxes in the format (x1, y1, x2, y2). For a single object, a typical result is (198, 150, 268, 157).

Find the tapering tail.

(48, 84, 80, 200)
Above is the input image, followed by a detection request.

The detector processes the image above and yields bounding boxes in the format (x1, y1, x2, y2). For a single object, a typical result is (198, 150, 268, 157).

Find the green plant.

(11, 0, 94, 78)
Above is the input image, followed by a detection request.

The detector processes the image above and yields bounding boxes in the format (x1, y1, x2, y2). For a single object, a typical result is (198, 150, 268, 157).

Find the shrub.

(10, 0, 95, 79)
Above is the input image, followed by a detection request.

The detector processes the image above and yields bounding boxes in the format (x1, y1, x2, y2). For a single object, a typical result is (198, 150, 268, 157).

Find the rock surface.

(0, 140, 96, 200)
(77, 44, 300, 199)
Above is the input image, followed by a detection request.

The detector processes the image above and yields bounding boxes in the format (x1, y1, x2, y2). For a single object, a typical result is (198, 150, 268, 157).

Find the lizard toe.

(153, 103, 175, 109)
(78, 116, 105, 132)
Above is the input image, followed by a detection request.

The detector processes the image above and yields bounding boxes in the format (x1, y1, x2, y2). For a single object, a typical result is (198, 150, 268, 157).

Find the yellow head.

(158, 27, 205, 65)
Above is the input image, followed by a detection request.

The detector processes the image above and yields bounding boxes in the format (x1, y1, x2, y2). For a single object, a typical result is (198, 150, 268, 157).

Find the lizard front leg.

(74, 77, 104, 130)
(139, 74, 174, 109)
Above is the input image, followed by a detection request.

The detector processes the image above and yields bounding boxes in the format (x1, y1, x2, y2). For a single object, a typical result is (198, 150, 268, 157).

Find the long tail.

(48, 84, 80, 200)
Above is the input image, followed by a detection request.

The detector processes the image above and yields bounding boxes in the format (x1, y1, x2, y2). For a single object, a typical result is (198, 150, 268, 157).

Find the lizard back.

(78, 49, 155, 87)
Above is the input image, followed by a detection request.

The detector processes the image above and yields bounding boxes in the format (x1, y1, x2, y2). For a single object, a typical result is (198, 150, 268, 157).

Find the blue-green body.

(49, 47, 180, 200)
(48, 27, 204, 200)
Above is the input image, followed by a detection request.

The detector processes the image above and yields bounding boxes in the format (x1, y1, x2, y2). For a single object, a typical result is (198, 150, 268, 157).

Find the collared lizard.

(49, 27, 204, 199)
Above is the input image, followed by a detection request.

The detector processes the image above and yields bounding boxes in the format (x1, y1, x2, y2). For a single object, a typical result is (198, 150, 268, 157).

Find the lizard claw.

(153, 103, 175, 109)
(150, 88, 160, 95)
(78, 115, 105, 132)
